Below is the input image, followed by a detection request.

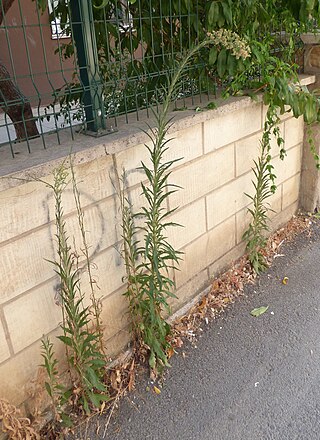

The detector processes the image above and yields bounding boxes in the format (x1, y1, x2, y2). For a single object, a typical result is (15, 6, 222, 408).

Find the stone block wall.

(0, 89, 310, 410)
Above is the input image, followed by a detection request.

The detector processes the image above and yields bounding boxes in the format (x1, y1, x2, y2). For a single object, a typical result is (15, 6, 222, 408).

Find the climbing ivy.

(223, 37, 320, 271)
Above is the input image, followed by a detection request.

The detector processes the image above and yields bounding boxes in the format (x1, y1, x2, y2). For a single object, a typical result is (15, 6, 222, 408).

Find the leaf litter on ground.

(171, 213, 313, 348)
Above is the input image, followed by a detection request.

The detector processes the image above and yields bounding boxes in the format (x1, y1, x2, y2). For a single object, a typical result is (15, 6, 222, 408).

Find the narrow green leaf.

(217, 49, 227, 78)
(209, 47, 218, 65)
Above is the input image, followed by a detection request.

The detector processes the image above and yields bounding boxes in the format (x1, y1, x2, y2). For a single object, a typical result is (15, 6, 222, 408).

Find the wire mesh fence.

(0, 1, 305, 159)
(0, 0, 214, 158)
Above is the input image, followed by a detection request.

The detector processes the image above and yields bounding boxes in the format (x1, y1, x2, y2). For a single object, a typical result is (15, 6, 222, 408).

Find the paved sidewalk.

(87, 223, 320, 440)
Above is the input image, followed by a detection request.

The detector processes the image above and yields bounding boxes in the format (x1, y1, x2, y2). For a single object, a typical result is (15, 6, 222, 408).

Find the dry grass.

(0, 399, 40, 440)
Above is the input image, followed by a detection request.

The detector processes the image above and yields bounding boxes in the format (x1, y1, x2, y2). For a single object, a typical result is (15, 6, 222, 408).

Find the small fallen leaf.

(128, 367, 135, 392)
(175, 337, 183, 348)
(167, 347, 175, 359)
(250, 306, 269, 317)
(116, 369, 121, 383)
(153, 386, 161, 395)
(198, 297, 208, 310)
(282, 276, 289, 285)
(100, 401, 106, 414)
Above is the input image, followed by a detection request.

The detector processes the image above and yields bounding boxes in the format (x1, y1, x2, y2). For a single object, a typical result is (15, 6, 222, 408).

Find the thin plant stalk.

(44, 163, 109, 413)
(112, 155, 142, 344)
(69, 159, 105, 354)
(243, 107, 278, 273)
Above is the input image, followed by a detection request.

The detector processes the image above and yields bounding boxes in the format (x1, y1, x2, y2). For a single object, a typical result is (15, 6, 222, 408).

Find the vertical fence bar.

(69, 0, 106, 133)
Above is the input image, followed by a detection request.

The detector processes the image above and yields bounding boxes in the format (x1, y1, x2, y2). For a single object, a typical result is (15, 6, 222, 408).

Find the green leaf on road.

(250, 306, 269, 317)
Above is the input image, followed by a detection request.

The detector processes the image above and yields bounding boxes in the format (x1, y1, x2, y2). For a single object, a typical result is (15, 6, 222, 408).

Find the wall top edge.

(0, 74, 315, 193)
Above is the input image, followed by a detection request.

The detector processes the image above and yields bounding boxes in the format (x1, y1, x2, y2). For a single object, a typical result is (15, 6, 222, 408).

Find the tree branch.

(0, 0, 15, 25)
(0, 0, 39, 142)
(0, 63, 39, 141)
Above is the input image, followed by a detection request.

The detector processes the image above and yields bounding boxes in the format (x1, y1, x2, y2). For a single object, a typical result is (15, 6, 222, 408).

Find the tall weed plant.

(40, 163, 109, 416)
(235, 52, 320, 272)
(242, 106, 280, 273)
(118, 34, 251, 372)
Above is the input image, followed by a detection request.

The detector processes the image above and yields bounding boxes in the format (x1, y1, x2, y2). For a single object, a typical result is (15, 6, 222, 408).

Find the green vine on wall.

(242, 108, 278, 273)
(226, 41, 320, 272)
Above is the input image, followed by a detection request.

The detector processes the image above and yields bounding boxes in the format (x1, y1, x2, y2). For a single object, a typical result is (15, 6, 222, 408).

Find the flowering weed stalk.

(41, 164, 109, 414)
(119, 33, 250, 372)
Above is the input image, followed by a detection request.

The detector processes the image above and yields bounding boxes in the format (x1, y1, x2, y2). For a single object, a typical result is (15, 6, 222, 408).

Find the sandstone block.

(176, 216, 236, 288)
(115, 124, 203, 188)
(169, 145, 234, 208)
(0, 323, 10, 363)
(273, 145, 302, 184)
(204, 102, 262, 153)
(167, 198, 207, 250)
(235, 124, 284, 177)
(282, 174, 301, 210)
(4, 283, 61, 354)
(284, 117, 304, 149)
(206, 172, 252, 230)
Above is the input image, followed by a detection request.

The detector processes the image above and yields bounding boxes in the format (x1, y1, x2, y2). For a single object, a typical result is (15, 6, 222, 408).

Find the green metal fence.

(0, 0, 213, 158)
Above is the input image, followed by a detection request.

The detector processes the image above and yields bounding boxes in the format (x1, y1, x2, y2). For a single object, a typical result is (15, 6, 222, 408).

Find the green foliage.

(242, 138, 274, 274)
(40, 337, 66, 423)
(118, 46, 199, 371)
(40, 337, 73, 427)
(117, 36, 250, 371)
(136, 116, 182, 371)
(43, 164, 109, 414)
(118, 119, 180, 371)
(242, 103, 282, 274)
(39, 0, 320, 119)
(233, 39, 320, 272)
(113, 163, 141, 343)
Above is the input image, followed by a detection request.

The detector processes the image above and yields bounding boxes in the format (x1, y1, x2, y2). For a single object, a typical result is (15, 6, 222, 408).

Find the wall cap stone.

(0, 74, 314, 192)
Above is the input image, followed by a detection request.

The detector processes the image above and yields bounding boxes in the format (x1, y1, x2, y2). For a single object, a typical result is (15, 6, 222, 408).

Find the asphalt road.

(89, 223, 320, 440)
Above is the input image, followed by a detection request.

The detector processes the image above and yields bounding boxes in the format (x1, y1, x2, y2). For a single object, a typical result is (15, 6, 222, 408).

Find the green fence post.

(69, 0, 106, 134)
